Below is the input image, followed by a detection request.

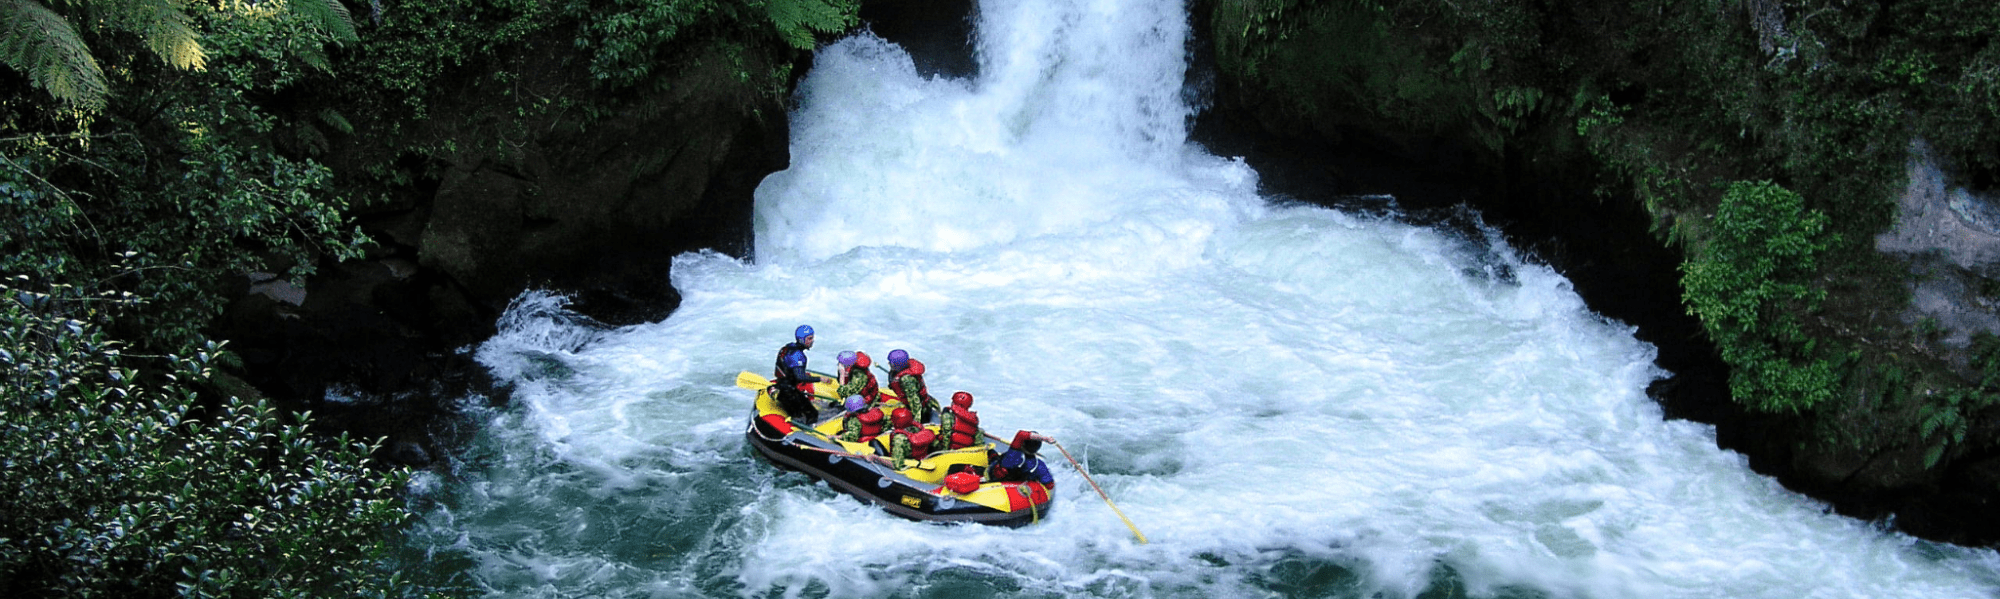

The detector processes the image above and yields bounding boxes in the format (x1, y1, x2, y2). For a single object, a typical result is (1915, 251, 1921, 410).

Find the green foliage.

(0, 279, 422, 597)
(0, 0, 109, 109)
(566, 0, 856, 91)
(764, 0, 859, 51)
(0, 0, 371, 351)
(0, 0, 359, 110)
(1682, 181, 1837, 412)
(1911, 334, 2000, 469)
(1211, 0, 1479, 141)
(0, 3, 438, 594)
(339, 0, 553, 119)
(334, 0, 857, 159)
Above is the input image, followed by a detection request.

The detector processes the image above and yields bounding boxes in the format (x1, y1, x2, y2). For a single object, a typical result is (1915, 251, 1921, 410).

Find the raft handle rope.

(778, 437, 896, 467)
(750, 412, 968, 495)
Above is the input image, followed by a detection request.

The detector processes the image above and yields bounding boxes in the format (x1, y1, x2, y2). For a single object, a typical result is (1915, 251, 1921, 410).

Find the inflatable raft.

(741, 372, 1055, 526)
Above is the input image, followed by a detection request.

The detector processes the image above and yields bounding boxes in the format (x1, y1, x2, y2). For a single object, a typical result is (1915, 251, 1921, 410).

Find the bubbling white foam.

(422, 0, 2000, 597)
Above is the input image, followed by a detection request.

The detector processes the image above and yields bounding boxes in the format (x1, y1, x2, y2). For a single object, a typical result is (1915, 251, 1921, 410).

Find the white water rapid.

(416, 0, 2000, 597)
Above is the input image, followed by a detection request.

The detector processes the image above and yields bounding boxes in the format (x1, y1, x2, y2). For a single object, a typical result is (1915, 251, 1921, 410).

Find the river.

(409, 0, 2000, 596)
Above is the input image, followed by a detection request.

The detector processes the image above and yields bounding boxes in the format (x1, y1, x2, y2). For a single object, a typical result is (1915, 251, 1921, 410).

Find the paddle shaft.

(982, 430, 1148, 544)
(1048, 439, 1148, 544)
(736, 371, 842, 401)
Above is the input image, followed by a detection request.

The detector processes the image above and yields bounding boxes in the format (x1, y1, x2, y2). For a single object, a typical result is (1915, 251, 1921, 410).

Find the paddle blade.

(735, 371, 772, 390)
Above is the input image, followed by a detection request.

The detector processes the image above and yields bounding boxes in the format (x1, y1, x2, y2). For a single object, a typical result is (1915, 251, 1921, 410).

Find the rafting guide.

(771, 325, 828, 423)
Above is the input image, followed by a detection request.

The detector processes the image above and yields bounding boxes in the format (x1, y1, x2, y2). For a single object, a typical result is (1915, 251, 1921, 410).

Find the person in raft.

(936, 391, 982, 451)
(837, 396, 884, 443)
(772, 325, 828, 423)
(885, 407, 937, 470)
(884, 349, 938, 423)
(834, 350, 881, 406)
(990, 430, 1055, 490)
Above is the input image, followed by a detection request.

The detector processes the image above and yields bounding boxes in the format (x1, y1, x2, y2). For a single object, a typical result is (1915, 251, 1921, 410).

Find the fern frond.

(764, 0, 858, 50)
(0, 0, 108, 109)
(96, 0, 206, 70)
(1918, 405, 1954, 439)
(287, 0, 358, 44)
(293, 39, 331, 72)
(318, 108, 352, 134)
(1923, 442, 1945, 469)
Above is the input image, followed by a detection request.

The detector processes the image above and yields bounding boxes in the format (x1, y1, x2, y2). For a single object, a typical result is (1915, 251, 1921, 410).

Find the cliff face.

(1190, 0, 2000, 547)
(215, 27, 794, 460)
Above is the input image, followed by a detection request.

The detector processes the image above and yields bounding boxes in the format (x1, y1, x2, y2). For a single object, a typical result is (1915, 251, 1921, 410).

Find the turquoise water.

(409, 0, 2000, 597)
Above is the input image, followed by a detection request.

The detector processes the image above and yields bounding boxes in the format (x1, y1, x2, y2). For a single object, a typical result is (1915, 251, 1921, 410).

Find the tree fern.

(96, 0, 206, 70)
(0, 0, 107, 109)
(3, 0, 359, 108)
(764, 0, 858, 50)
(1917, 393, 1974, 469)
(285, 0, 358, 44)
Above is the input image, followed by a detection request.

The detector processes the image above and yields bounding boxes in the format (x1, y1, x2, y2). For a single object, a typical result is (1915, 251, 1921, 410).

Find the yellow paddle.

(734, 371, 842, 401)
(734, 371, 772, 390)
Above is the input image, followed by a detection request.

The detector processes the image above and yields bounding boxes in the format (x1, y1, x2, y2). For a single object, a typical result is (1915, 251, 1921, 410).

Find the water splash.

(416, 0, 2000, 597)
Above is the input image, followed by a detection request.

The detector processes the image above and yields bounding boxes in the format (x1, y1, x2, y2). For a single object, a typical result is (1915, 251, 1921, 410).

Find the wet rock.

(389, 439, 433, 468)
(1876, 141, 2000, 357)
(219, 29, 790, 422)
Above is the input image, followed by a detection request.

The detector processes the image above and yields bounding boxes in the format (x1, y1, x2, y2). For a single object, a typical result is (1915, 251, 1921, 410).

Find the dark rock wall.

(216, 29, 793, 463)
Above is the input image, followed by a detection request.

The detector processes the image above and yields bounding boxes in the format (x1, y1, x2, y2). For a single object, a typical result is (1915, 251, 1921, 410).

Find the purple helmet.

(837, 351, 857, 367)
(844, 396, 866, 413)
(887, 349, 909, 367)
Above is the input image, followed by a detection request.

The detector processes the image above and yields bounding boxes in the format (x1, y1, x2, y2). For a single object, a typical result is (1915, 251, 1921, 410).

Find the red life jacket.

(947, 405, 980, 449)
(893, 426, 933, 461)
(857, 409, 884, 439)
(895, 360, 933, 417)
(845, 369, 880, 402)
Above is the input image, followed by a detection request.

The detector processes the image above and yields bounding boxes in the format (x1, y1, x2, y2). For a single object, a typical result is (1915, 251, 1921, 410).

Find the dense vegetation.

(1211, 0, 2000, 483)
(0, 0, 857, 595)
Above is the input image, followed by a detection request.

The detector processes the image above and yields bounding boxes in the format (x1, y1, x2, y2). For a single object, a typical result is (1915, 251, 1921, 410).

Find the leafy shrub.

(0, 279, 420, 598)
(565, 0, 856, 91)
(1682, 180, 1838, 413)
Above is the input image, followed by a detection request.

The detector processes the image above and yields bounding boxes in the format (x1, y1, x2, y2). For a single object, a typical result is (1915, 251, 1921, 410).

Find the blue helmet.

(887, 349, 909, 367)
(795, 325, 814, 342)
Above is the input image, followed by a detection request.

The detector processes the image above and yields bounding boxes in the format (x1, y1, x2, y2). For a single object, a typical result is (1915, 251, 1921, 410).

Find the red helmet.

(952, 391, 973, 408)
(911, 429, 936, 447)
(854, 351, 872, 369)
(890, 407, 914, 429)
(1011, 430, 1043, 454)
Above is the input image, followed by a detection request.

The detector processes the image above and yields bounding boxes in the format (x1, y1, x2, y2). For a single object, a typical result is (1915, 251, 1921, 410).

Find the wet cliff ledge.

(215, 21, 800, 459)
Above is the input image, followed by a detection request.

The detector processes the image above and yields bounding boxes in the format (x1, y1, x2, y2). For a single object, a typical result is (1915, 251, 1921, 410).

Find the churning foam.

(420, 0, 2000, 597)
